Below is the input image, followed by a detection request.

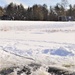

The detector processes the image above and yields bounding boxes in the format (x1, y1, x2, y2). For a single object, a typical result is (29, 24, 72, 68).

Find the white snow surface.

(0, 21, 75, 71)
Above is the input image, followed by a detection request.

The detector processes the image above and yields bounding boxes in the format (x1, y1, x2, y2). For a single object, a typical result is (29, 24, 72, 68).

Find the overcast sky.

(0, 0, 75, 8)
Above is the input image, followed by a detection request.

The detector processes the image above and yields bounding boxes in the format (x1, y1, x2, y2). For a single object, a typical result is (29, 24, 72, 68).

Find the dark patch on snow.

(0, 64, 75, 75)
(28, 63, 41, 71)
(47, 66, 75, 75)
(17, 66, 31, 75)
(0, 63, 41, 75)
(0, 67, 17, 75)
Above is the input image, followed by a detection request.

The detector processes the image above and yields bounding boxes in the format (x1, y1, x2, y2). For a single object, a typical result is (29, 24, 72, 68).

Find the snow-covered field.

(0, 21, 75, 74)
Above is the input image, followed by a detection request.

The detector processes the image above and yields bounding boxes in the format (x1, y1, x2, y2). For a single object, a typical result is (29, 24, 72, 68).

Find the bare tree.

(61, 0, 68, 9)
(61, 0, 69, 16)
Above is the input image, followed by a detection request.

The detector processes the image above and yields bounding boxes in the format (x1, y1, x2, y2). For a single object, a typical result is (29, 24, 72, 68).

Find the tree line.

(0, 0, 75, 21)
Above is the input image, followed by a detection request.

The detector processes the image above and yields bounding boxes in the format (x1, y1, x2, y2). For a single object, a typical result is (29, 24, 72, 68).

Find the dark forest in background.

(0, 0, 75, 21)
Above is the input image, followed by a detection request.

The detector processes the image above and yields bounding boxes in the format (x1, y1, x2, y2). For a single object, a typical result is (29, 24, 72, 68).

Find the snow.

(0, 21, 75, 72)
(50, 47, 74, 56)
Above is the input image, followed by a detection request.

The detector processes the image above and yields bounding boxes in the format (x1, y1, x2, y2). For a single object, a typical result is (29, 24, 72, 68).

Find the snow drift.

(0, 21, 75, 74)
